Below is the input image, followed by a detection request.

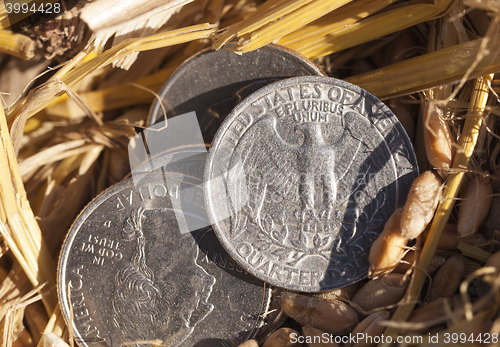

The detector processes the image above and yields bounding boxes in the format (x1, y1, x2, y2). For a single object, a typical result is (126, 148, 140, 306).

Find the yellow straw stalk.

(347, 34, 500, 99)
(295, 0, 456, 59)
(379, 74, 494, 346)
(0, 30, 34, 59)
(0, 103, 58, 315)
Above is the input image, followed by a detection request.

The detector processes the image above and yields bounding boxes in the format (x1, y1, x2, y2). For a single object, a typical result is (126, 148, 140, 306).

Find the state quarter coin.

(204, 76, 418, 292)
(147, 44, 324, 143)
(58, 174, 272, 347)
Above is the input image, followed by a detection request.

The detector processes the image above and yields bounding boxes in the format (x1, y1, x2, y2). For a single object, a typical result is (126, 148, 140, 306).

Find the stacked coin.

(58, 43, 420, 346)
(204, 76, 418, 292)
(58, 173, 274, 347)
(146, 44, 325, 142)
(58, 45, 324, 347)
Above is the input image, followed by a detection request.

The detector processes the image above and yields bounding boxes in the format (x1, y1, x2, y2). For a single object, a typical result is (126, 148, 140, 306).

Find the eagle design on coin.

(205, 77, 418, 292)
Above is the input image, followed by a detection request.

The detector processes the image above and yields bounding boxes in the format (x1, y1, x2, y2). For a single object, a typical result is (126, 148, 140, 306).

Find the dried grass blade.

(80, 0, 194, 37)
(233, 0, 354, 53)
(6, 23, 216, 131)
(6, 51, 98, 120)
(347, 33, 500, 99)
(18, 140, 88, 179)
(0, 263, 28, 307)
(0, 30, 34, 59)
(378, 74, 494, 346)
(47, 66, 176, 118)
(213, 0, 314, 49)
(457, 241, 492, 262)
(251, 0, 287, 15)
(36, 305, 65, 343)
(79, 145, 104, 175)
(277, 0, 396, 48)
(37, 151, 102, 257)
(0, 223, 37, 285)
(297, 0, 457, 60)
(0, 103, 58, 315)
(52, 51, 95, 81)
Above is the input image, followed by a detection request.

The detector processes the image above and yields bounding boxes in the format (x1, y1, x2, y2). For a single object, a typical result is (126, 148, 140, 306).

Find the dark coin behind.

(126, 147, 288, 339)
(204, 76, 419, 292)
(58, 173, 272, 347)
(128, 144, 208, 182)
(147, 44, 325, 144)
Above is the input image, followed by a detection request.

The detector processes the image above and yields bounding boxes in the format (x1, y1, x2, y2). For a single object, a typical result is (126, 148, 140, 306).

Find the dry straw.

(380, 74, 494, 345)
(0, 30, 34, 60)
(0, 103, 58, 314)
(0, 19, 216, 342)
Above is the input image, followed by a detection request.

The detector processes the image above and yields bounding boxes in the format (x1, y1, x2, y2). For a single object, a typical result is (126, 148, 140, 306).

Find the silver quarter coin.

(147, 44, 324, 143)
(58, 173, 272, 347)
(204, 76, 418, 292)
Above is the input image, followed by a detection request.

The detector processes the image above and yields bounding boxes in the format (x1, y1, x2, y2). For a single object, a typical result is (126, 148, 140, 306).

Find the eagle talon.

(301, 209, 318, 223)
(320, 208, 337, 221)
(243, 205, 260, 224)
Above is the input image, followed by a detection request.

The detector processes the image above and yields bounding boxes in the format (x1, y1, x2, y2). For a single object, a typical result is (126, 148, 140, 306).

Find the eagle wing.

(334, 121, 365, 182)
(225, 116, 299, 237)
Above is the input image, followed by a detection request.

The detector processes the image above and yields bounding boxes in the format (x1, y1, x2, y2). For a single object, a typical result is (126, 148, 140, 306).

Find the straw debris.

(1, 1, 500, 346)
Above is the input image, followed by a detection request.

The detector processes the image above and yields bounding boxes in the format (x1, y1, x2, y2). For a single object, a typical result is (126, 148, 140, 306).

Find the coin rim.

(57, 174, 272, 346)
(204, 76, 418, 292)
(146, 43, 326, 127)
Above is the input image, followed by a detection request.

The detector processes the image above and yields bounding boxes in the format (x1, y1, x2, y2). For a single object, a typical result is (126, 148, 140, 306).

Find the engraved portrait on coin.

(110, 207, 215, 347)
(205, 76, 418, 292)
(58, 174, 271, 347)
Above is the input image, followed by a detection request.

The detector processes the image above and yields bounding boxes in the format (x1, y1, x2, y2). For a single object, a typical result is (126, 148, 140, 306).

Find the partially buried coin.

(58, 173, 272, 347)
(126, 147, 287, 341)
(204, 76, 418, 292)
(147, 44, 324, 143)
(129, 144, 208, 181)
